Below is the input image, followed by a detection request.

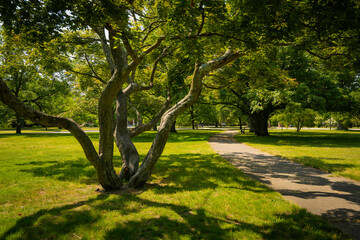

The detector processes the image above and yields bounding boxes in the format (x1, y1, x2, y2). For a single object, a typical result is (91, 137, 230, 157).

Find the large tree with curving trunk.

(0, 0, 249, 190)
(2, 0, 358, 190)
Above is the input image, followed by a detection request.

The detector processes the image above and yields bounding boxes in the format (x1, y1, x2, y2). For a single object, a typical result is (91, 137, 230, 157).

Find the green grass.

(0, 130, 348, 239)
(235, 129, 360, 182)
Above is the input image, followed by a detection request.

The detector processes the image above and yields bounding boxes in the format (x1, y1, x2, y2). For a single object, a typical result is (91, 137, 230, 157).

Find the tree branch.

(120, 33, 139, 62)
(139, 36, 166, 60)
(196, 1, 205, 35)
(85, 55, 107, 84)
(92, 26, 116, 73)
(67, 68, 107, 84)
(127, 49, 243, 188)
(124, 46, 172, 96)
(0, 77, 100, 170)
(129, 97, 171, 138)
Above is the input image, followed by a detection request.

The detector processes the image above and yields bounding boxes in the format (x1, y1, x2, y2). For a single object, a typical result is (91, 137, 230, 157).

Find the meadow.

(0, 130, 348, 239)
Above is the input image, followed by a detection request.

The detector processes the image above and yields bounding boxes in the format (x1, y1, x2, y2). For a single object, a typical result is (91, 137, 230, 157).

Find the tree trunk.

(296, 119, 301, 132)
(115, 91, 139, 181)
(15, 113, 22, 134)
(248, 118, 255, 132)
(1, 49, 242, 191)
(152, 124, 157, 131)
(249, 113, 270, 136)
(190, 106, 195, 130)
(239, 117, 242, 130)
(96, 69, 126, 190)
(170, 121, 177, 132)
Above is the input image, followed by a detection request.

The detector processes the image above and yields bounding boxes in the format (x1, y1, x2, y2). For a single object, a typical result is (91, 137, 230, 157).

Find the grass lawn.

(235, 129, 360, 182)
(0, 130, 348, 239)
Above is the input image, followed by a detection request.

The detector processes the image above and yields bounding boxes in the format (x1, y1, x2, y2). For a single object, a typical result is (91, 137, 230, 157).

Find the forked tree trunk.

(0, 50, 243, 191)
(97, 70, 126, 190)
(115, 91, 139, 181)
(127, 50, 243, 188)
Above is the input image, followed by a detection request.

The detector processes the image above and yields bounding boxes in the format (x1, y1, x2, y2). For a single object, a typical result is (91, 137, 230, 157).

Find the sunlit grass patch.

(235, 129, 360, 181)
(0, 129, 348, 239)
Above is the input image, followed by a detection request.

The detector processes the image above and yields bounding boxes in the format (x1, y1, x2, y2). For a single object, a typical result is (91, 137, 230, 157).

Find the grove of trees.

(1, 0, 360, 190)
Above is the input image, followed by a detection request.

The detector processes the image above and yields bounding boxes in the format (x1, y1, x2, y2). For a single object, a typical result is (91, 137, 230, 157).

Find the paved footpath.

(209, 130, 360, 240)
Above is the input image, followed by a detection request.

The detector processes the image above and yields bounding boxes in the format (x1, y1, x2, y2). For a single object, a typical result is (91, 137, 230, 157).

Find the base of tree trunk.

(170, 121, 177, 133)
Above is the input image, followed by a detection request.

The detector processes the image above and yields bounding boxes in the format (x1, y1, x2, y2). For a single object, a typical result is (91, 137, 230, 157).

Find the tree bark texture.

(115, 91, 140, 181)
(15, 113, 23, 134)
(248, 112, 270, 136)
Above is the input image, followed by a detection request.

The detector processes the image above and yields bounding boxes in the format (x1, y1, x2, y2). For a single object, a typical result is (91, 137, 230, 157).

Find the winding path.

(209, 130, 360, 240)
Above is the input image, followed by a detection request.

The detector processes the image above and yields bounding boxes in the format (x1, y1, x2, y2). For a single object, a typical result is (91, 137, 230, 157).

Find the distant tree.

(205, 47, 295, 136)
(271, 104, 316, 132)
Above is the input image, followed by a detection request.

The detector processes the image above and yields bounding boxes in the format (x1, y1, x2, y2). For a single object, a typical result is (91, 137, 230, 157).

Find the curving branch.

(120, 33, 139, 62)
(127, 49, 244, 188)
(124, 46, 172, 96)
(0, 77, 100, 170)
(84, 55, 107, 84)
(139, 36, 166, 60)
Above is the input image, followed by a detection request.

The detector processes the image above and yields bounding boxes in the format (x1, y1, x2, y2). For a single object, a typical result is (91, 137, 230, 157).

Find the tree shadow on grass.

(151, 153, 271, 194)
(16, 158, 99, 184)
(0, 191, 347, 240)
(0, 195, 107, 240)
(14, 151, 268, 193)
